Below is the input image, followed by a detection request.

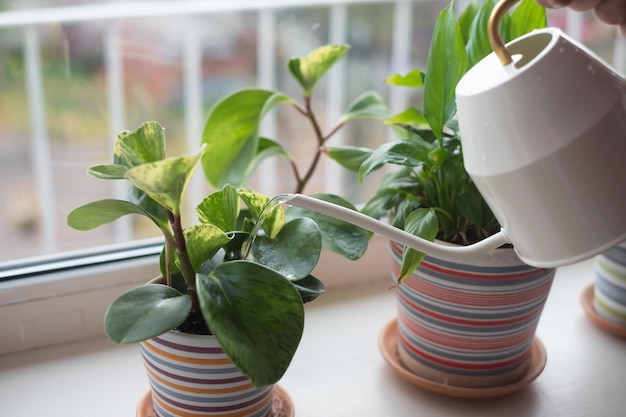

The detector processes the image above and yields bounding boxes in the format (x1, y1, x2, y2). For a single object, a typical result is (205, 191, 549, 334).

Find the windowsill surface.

(1, 259, 625, 417)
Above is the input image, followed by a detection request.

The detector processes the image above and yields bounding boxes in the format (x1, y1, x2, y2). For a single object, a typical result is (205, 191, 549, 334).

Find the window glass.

(0, 1, 622, 265)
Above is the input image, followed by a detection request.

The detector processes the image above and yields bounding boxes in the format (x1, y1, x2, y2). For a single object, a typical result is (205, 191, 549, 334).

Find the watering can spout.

(282, 193, 511, 264)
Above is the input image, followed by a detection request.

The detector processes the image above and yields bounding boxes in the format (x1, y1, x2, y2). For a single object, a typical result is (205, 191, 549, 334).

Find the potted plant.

(66, 44, 386, 417)
(327, 0, 557, 394)
(67, 121, 320, 415)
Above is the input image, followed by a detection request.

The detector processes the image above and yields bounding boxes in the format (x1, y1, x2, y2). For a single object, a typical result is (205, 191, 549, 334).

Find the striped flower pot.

(139, 330, 274, 417)
(389, 241, 555, 388)
(593, 242, 626, 328)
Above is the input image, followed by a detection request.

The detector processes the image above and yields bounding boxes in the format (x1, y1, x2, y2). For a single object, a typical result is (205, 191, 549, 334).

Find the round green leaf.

(251, 217, 321, 280)
(287, 193, 368, 260)
(197, 261, 304, 387)
(104, 284, 192, 344)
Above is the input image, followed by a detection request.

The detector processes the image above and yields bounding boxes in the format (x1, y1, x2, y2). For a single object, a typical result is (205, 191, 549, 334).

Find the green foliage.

(67, 121, 329, 388)
(201, 44, 388, 261)
(336, 0, 546, 281)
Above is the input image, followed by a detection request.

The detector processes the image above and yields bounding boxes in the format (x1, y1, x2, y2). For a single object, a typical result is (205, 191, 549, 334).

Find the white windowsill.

(1, 258, 625, 416)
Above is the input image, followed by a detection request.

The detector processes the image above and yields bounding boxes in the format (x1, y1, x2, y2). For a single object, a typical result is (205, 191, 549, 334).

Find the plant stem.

(296, 96, 326, 194)
(167, 209, 196, 295)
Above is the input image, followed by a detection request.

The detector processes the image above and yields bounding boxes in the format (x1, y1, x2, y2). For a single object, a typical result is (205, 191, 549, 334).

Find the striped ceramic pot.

(389, 241, 555, 388)
(139, 330, 274, 417)
(593, 242, 626, 327)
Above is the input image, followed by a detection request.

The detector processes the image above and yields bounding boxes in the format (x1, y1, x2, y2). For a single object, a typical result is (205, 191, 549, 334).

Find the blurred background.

(0, 0, 622, 263)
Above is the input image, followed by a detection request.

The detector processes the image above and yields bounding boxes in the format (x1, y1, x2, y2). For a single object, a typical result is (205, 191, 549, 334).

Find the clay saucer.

(379, 319, 547, 399)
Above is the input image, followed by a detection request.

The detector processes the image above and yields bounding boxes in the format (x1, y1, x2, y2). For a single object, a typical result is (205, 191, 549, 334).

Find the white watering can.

(284, 0, 626, 268)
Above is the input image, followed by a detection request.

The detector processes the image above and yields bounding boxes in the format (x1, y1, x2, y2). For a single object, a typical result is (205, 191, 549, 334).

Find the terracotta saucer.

(581, 284, 626, 339)
(378, 319, 547, 399)
(136, 384, 295, 417)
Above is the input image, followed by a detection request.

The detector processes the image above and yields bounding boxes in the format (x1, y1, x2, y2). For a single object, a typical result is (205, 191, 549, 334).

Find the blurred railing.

(0, 0, 623, 260)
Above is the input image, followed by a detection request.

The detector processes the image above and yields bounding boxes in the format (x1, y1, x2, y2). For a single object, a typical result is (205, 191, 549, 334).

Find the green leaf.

(385, 69, 425, 87)
(113, 121, 166, 168)
(196, 185, 240, 232)
(124, 148, 205, 215)
(385, 107, 429, 128)
(287, 193, 368, 260)
(201, 89, 293, 188)
(250, 137, 293, 171)
(423, 3, 468, 140)
(67, 199, 169, 237)
(287, 44, 350, 97)
(238, 189, 286, 239)
(104, 284, 192, 344)
(508, 0, 547, 41)
(458, 0, 481, 44)
(399, 208, 438, 282)
(359, 139, 434, 182)
(325, 145, 373, 172)
(252, 217, 321, 280)
(465, 0, 498, 67)
(457, 191, 484, 231)
(291, 275, 325, 303)
(87, 164, 128, 179)
(182, 224, 231, 273)
(197, 261, 304, 387)
(338, 91, 389, 124)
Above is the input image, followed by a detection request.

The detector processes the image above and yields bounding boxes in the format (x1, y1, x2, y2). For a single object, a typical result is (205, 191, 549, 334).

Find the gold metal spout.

(488, 0, 521, 66)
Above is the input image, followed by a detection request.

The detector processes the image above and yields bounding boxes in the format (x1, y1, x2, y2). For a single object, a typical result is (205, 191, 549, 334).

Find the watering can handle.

(489, 0, 521, 66)
(284, 194, 511, 262)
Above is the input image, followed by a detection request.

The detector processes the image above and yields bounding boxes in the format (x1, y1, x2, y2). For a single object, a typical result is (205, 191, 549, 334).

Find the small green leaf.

(124, 148, 205, 215)
(201, 89, 293, 188)
(288, 44, 350, 96)
(325, 145, 373, 172)
(197, 261, 304, 387)
(113, 121, 166, 168)
(252, 217, 321, 280)
(287, 193, 368, 260)
(87, 164, 128, 179)
(196, 185, 240, 232)
(385, 69, 425, 87)
(104, 284, 192, 344)
(338, 91, 388, 124)
(399, 208, 438, 282)
(359, 139, 434, 182)
(238, 189, 286, 239)
(385, 107, 429, 128)
(182, 224, 231, 273)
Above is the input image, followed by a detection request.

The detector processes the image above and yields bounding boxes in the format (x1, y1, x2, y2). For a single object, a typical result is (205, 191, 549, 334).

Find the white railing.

(0, 0, 623, 258)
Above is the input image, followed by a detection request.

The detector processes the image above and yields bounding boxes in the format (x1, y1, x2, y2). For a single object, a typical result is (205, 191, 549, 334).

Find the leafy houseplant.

(67, 121, 328, 389)
(201, 44, 388, 261)
(66, 44, 387, 392)
(328, 0, 548, 280)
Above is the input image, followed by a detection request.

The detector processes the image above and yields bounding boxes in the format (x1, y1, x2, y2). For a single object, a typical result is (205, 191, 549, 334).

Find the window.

(0, 0, 623, 354)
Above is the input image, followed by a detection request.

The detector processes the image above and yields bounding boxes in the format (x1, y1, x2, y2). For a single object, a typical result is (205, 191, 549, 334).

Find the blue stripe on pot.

(593, 243, 626, 328)
(389, 241, 555, 388)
